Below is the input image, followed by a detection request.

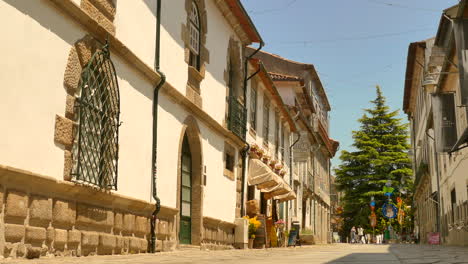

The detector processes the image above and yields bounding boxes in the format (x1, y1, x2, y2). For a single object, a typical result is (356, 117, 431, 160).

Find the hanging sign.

(382, 203, 398, 219)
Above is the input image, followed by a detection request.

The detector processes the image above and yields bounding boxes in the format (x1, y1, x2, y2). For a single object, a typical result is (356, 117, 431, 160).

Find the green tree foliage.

(335, 86, 413, 238)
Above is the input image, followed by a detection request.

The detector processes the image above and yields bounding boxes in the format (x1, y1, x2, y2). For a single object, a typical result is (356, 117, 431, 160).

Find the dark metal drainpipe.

(288, 119, 301, 227)
(240, 41, 264, 216)
(150, 0, 166, 253)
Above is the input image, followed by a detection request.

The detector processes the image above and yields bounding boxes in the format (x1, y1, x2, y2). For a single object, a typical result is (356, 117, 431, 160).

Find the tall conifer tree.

(335, 86, 413, 234)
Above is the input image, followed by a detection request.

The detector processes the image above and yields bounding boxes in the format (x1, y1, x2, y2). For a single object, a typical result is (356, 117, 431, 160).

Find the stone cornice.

(47, 0, 245, 149)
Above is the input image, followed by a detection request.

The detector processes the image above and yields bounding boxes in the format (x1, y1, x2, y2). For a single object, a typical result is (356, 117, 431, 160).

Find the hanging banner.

(432, 93, 458, 152)
(370, 212, 377, 227)
(454, 19, 468, 106)
(397, 209, 405, 225)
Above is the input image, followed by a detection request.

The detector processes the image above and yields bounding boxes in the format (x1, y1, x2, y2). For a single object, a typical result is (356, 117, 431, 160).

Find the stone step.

(177, 244, 201, 251)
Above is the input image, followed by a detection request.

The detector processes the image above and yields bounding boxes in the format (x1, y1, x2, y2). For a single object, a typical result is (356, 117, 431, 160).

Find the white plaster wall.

(276, 83, 296, 106)
(202, 0, 241, 124)
(0, 0, 160, 202)
(200, 126, 236, 222)
(0, 0, 84, 179)
(159, 0, 243, 125)
(113, 57, 154, 202)
(159, 0, 187, 95)
(156, 93, 187, 209)
(114, 0, 156, 68)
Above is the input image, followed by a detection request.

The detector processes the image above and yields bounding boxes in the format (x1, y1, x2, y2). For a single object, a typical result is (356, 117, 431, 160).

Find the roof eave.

(225, 0, 263, 44)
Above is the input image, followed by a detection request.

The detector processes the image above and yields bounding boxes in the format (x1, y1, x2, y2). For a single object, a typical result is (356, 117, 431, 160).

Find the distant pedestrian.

(350, 226, 356, 243)
(358, 226, 364, 243)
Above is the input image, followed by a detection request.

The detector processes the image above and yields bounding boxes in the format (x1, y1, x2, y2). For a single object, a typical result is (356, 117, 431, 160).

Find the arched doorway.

(179, 135, 192, 244)
(177, 116, 203, 246)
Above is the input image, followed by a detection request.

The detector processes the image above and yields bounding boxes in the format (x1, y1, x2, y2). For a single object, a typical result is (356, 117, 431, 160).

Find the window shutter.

(432, 93, 457, 152)
(454, 19, 468, 106)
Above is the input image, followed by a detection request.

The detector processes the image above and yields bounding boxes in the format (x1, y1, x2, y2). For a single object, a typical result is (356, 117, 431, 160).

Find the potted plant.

(279, 170, 287, 177)
(262, 154, 271, 164)
(244, 216, 262, 249)
(269, 159, 277, 170)
(274, 163, 283, 174)
(251, 145, 264, 159)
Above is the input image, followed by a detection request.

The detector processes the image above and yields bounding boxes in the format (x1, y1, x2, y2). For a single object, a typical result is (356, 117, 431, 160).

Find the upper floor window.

(250, 84, 257, 130)
(189, 1, 200, 70)
(280, 130, 285, 159)
(275, 112, 280, 157)
(263, 100, 270, 144)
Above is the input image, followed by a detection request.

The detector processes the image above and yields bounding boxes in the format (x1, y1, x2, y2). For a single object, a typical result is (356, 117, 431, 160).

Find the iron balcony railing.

(228, 96, 247, 140)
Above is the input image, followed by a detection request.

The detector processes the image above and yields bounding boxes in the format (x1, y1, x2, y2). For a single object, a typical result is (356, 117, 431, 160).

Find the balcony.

(227, 96, 247, 140)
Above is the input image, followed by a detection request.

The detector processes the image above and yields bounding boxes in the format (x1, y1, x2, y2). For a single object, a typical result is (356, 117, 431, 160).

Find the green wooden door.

(179, 136, 192, 244)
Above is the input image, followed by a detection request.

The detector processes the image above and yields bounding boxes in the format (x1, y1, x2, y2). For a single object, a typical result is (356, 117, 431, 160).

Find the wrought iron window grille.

(71, 42, 121, 190)
(227, 96, 247, 140)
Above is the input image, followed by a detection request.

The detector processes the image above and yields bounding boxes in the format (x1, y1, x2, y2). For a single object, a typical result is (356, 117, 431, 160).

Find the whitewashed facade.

(0, 0, 263, 257)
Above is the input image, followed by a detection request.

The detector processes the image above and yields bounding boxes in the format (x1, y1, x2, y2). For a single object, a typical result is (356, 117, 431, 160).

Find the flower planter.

(248, 238, 254, 249)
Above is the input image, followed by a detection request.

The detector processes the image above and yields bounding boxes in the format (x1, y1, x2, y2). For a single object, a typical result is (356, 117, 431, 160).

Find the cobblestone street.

(3, 244, 468, 264)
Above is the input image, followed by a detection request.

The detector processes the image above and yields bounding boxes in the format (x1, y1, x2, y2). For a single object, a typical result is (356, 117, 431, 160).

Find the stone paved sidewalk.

(1, 244, 467, 264)
(390, 244, 468, 264)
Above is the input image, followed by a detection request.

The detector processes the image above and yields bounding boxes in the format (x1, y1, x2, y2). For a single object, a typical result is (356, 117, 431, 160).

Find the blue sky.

(241, 0, 457, 170)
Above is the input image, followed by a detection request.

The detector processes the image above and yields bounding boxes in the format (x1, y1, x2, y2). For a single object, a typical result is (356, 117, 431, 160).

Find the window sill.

(224, 168, 235, 181)
(188, 66, 204, 82)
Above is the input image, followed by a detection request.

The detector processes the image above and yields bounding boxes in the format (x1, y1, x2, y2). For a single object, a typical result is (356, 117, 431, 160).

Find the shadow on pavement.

(325, 252, 399, 263)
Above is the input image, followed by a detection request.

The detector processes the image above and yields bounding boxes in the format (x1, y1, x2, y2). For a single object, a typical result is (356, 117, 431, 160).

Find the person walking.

(358, 226, 364, 244)
(350, 226, 356, 243)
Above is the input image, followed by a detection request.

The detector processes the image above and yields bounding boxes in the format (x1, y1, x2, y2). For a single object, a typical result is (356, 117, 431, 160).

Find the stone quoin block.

(115, 236, 124, 250)
(75, 35, 95, 67)
(81, 231, 99, 247)
(25, 226, 47, 243)
(64, 95, 76, 120)
(88, 0, 116, 21)
(5, 190, 28, 219)
(114, 212, 123, 232)
(46, 227, 54, 243)
(156, 239, 163, 252)
(68, 229, 81, 244)
(0, 185, 4, 207)
(54, 115, 75, 148)
(122, 214, 135, 234)
(53, 199, 76, 227)
(29, 196, 52, 225)
(63, 47, 81, 94)
(81, 0, 116, 35)
(129, 237, 140, 252)
(99, 233, 116, 249)
(123, 237, 130, 251)
(63, 150, 73, 181)
(135, 216, 149, 235)
(139, 238, 148, 253)
(76, 203, 114, 228)
(5, 224, 25, 242)
(25, 246, 42, 259)
(54, 229, 68, 246)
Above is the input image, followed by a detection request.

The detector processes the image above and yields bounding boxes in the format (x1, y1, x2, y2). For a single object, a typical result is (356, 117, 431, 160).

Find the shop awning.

(274, 191, 296, 202)
(248, 158, 280, 189)
(248, 159, 296, 201)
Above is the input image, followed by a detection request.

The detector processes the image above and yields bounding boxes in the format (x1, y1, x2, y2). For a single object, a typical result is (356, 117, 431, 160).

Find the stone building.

(0, 0, 265, 258)
(248, 49, 339, 244)
(404, 2, 468, 246)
